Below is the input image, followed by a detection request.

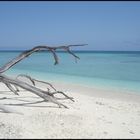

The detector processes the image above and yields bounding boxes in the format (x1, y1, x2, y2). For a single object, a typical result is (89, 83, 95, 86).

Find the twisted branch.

(16, 74, 57, 91)
(0, 44, 87, 112)
(0, 44, 87, 74)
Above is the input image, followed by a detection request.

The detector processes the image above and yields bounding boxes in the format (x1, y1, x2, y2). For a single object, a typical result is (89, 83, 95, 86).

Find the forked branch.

(0, 44, 87, 74)
(0, 44, 87, 112)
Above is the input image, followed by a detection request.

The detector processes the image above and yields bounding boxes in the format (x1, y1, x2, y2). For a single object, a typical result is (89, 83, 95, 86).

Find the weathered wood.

(0, 44, 87, 74)
(0, 44, 87, 113)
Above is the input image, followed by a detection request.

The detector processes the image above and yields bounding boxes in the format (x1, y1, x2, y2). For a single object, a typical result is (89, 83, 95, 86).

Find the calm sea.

(0, 51, 140, 94)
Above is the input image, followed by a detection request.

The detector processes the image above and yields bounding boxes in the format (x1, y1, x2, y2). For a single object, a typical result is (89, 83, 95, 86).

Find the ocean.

(0, 50, 140, 94)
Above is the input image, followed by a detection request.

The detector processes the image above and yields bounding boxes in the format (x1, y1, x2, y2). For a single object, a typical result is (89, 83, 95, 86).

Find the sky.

(0, 1, 140, 51)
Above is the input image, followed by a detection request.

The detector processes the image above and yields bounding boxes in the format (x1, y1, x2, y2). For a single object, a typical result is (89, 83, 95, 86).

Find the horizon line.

(0, 49, 140, 52)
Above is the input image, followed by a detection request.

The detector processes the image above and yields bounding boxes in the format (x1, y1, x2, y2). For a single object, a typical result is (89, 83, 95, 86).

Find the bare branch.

(1, 74, 69, 108)
(0, 44, 87, 73)
(0, 43, 87, 112)
(52, 91, 74, 102)
(16, 74, 35, 86)
(16, 74, 57, 91)
(4, 83, 19, 95)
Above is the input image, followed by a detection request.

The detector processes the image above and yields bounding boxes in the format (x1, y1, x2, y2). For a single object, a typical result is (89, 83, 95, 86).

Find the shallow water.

(0, 51, 140, 94)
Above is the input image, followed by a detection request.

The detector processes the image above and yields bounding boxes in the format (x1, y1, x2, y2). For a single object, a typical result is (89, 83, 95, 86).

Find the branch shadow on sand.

(0, 90, 63, 114)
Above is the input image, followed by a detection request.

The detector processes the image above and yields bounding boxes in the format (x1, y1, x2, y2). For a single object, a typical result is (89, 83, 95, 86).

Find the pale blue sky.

(0, 1, 140, 51)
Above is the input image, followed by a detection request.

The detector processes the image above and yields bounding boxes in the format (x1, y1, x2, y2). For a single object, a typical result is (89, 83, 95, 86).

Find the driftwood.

(0, 44, 87, 113)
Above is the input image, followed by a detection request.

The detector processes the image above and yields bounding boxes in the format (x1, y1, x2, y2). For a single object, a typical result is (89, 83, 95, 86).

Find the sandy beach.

(1, 1, 140, 139)
(0, 81, 140, 139)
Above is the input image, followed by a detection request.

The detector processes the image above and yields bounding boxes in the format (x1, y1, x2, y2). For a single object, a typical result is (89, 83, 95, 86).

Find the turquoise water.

(0, 51, 140, 94)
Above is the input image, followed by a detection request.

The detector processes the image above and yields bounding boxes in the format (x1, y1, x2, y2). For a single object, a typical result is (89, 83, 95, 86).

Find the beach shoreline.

(0, 80, 140, 139)
(1, 1, 140, 139)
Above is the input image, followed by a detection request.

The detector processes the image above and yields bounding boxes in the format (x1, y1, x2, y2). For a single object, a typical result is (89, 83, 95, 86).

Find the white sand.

(0, 81, 140, 139)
